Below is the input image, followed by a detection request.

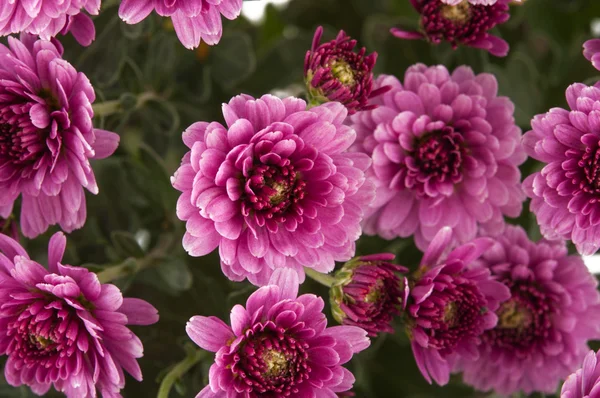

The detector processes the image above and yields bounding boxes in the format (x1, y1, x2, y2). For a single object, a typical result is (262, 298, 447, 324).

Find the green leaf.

(110, 231, 145, 258)
(157, 257, 193, 292)
(210, 31, 257, 90)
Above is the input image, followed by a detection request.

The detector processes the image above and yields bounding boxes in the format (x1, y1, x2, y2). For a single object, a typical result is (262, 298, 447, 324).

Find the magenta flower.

(119, 0, 243, 49)
(171, 94, 374, 286)
(0, 232, 158, 397)
(0, 0, 99, 46)
(348, 65, 525, 250)
(454, 225, 600, 395)
(584, 39, 600, 71)
(0, 35, 119, 239)
(304, 26, 390, 115)
(186, 268, 370, 397)
(441, 0, 499, 4)
(522, 83, 600, 255)
(330, 253, 408, 337)
(391, 0, 510, 57)
(561, 350, 600, 398)
(404, 227, 510, 386)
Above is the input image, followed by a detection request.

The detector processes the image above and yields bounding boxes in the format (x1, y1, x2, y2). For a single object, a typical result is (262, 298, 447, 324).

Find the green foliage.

(2, 0, 599, 397)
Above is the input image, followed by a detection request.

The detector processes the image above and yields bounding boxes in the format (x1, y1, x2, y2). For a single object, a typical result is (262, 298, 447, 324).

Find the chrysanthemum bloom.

(391, 0, 510, 57)
(0, 232, 159, 397)
(348, 64, 525, 250)
(304, 26, 390, 115)
(561, 350, 600, 398)
(404, 227, 510, 386)
(119, 0, 243, 49)
(522, 83, 600, 255)
(330, 253, 408, 337)
(454, 225, 600, 395)
(0, 0, 99, 46)
(584, 40, 600, 72)
(0, 35, 119, 239)
(186, 268, 370, 397)
(171, 94, 374, 286)
(442, 0, 522, 3)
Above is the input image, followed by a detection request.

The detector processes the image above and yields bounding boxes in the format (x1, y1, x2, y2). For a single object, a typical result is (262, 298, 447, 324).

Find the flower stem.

(92, 91, 160, 117)
(157, 349, 207, 398)
(304, 267, 336, 287)
(96, 234, 174, 283)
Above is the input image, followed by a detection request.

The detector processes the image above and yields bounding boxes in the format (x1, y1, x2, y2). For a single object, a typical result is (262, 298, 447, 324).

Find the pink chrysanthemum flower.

(404, 227, 510, 386)
(391, 0, 510, 57)
(348, 65, 525, 250)
(186, 268, 370, 397)
(0, 35, 119, 239)
(0, 232, 159, 397)
(119, 0, 242, 49)
(171, 94, 374, 286)
(330, 253, 408, 337)
(304, 26, 390, 115)
(584, 39, 600, 71)
(0, 0, 99, 46)
(561, 350, 600, 398)
(522, 83, 600, 255)
(454, 225, 600, 395)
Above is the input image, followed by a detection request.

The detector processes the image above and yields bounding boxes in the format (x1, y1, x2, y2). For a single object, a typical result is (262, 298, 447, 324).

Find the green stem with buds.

(304, 267, 336, 287)
(96, 234, 174, 283)
(157, 349, 207, 398)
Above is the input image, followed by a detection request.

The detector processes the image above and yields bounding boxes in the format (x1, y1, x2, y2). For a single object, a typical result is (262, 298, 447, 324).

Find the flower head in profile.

(0, 232, 158, 397)
(186, 269, 370, 397)
(348, 64, 525, 250)
(454, 225, 600, 395)
(0, 0, 99, 45)
(391, 0, 511, 57)
(404, 227, 510, 386)
(119, 0, 243, 49)
(584, 39, 600, 71)
(330, 253, 408, 337)
(171, 94, 374, 286)
(523, 83, 600, 255)
(304, 26, 390, 115)
(561, 350, 600, 398)
(0, 34, 119, 238)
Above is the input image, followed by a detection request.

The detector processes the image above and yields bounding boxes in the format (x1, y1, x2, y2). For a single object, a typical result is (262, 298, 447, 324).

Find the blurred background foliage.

(2, 0, 600, 396)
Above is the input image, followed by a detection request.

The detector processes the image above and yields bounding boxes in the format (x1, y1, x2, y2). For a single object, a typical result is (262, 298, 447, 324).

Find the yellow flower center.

(263, 349, 290, 378)
(497, 300, 531, 329)
(329, 59, 356, 87)
(441, 1, 471, 24)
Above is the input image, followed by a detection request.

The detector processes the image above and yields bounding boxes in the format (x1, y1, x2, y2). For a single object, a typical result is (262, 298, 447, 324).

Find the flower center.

(579, 145, 600, 193)
(497, 299, 532, 330)
(443, 301, 459, 327)
(405, 127, 465, 197)
(228, 324, 311, 395)
(262, 349, 290, 379)
(29, 334, 55, 350)
(242, 163, 306, 222)
(364, 279, 385, 304)
(0, 123, 38, 166)
(329, 59, 356, 87)
(419, 0, 508, 45)
(412, 280, 487, 352)
(440, 1, 471, 24)
(482, 284, 552, 354)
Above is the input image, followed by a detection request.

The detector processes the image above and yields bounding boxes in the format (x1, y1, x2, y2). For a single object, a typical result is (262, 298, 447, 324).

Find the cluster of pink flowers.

(1, 1, 600, 398)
